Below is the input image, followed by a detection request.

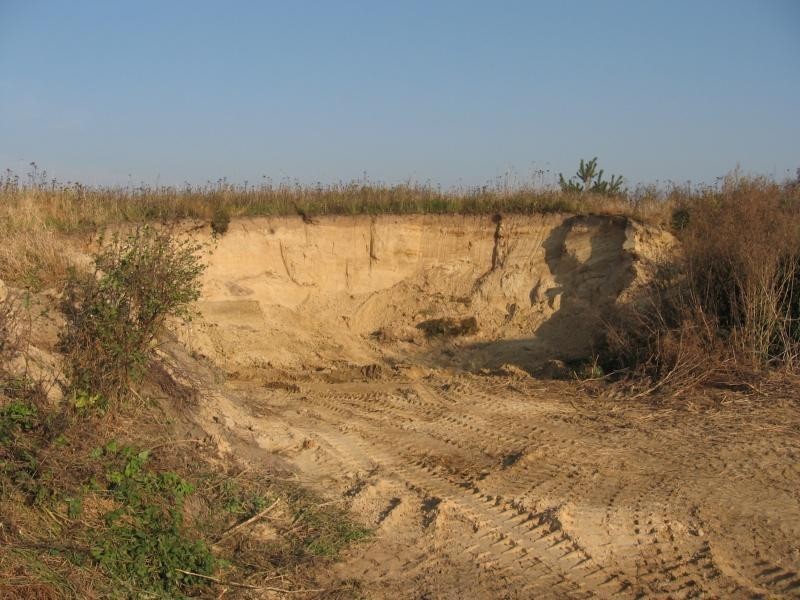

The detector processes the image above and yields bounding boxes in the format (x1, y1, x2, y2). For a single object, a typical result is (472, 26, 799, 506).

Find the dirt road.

(219, 370, 800, 599)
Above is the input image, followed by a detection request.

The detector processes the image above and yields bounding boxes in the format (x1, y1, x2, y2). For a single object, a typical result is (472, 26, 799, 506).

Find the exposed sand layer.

(187, 214, 673, 374)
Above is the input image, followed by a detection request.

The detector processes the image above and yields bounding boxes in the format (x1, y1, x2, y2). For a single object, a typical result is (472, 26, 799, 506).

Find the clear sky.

(0, 1, 798, 188)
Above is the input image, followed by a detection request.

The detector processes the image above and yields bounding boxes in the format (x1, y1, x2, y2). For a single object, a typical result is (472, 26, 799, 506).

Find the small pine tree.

(559, 157, 624, 195)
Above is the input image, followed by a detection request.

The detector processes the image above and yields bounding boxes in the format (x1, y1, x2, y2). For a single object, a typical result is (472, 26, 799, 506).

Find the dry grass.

(603, 175, 800, 394)
(0, 171, 672, 288)
(0, 197, 73, 289)
(1, 171, 666, 228)
(680, 177, 800, 366)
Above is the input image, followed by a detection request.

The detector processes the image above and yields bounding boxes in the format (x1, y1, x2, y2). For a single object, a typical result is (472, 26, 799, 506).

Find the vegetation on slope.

(0, 393, 368, 598)
(0, 231, 368, 598)
(59, 227, 205, 406)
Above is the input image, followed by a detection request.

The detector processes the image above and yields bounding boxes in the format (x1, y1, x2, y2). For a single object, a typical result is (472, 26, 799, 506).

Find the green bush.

(88, 442, 215, 596)
(59, 226, 205, 405)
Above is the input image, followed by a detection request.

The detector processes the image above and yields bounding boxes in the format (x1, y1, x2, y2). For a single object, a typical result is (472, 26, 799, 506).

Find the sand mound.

(184, 214, 674, 374)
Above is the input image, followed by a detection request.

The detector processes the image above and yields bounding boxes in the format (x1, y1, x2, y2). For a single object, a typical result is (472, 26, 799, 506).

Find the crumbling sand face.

(188, 214, 673, 373)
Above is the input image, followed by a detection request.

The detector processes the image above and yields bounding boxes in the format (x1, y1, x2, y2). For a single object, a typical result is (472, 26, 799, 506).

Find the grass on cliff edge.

(0, 176, 664, 289)
(4, 170, 791, 288)
(1, 172, 658, 232)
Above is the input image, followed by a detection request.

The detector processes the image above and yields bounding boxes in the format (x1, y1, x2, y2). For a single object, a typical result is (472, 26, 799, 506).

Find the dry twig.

(216, 498, 280, 541)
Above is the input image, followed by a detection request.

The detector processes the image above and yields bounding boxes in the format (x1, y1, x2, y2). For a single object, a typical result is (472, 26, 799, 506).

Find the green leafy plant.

(72, 390, 102, 412)
(0, 399, 38, 441)
(59, 226, 205, 404)
(88, 442, 215, 596)
(559, 157, 624, 195)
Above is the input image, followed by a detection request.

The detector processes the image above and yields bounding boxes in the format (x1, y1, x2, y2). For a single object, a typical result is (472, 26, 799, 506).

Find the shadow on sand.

(427, 215, 636, 374)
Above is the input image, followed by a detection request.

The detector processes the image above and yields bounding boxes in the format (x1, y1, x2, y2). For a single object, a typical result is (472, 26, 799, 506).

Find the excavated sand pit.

(180, 215, 800, 598)
(188, 214, 673, 374)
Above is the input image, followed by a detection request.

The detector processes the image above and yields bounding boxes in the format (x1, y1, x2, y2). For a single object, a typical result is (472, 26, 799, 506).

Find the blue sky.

(0, 1, 798, 188)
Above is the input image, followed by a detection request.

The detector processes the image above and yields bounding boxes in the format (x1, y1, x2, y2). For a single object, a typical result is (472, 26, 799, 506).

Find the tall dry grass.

(603, 175, 800, 393)
(0, 196, 73, 288)
(0, 170, 670, 287)
(0, 175, 668, 227)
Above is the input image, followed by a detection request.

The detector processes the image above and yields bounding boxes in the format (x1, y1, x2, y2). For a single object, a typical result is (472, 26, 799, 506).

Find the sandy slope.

(176, 214, 799, 598)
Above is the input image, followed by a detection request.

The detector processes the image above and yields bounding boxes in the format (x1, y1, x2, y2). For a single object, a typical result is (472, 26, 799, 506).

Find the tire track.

(239, 373, 800, 598)
(284, 390, 633, 598)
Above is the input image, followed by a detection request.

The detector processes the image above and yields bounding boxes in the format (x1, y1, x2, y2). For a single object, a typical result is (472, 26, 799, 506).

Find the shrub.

(602, 280, 736, 393)
(603, 177, 800, 393)
(59, 227, 205, 405)
(210, 205, 231, 236)
(680, 179, 800, 366)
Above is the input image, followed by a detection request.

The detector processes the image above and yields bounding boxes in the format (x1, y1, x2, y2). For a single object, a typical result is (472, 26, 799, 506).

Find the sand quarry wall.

(184, 214, 674, 373)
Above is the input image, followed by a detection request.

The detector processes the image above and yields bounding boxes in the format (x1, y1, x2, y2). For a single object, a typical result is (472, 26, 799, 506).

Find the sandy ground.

(200, 367, 799, 599)
(176, 215, 799, 598)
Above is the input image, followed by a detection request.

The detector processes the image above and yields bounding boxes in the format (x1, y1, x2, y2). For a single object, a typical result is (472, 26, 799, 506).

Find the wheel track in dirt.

(373, 382, 731, 598)
(593, 402, 800, 598)
(279, 386, 636, 598)
(285, 408, 542, 599)
(239, 374, 800, 598)
(295, 385, 701, 597)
